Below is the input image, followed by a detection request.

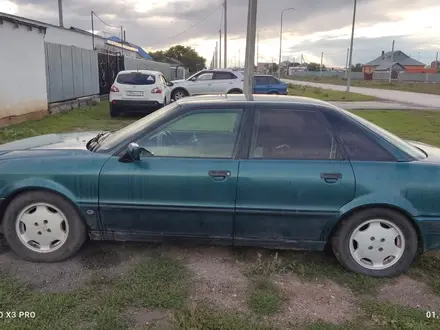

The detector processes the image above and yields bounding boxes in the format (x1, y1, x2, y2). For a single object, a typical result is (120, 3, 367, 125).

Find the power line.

(92, 11, 121, 29)
(148, 4, 223, 47)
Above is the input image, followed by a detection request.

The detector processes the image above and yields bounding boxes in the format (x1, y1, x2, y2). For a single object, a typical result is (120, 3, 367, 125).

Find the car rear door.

(98, 106, 249, 243)
(234, 105, 356, 248)
(211, 72, 238, 94)
(116, 72, 157, 100)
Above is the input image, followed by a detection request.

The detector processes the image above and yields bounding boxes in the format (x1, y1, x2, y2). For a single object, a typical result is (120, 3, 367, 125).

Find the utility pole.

(58, 0, 64, 27)
(214, 42, 218, 69)
(243, 0, 258, 100)
(256, 30, 259, 67)
(91, 11, 95, 50)
(219, 29, 222, 68)
(238, 49, 241, 68)
(346, 0, 357, 92)
(436, 51, 439, 65)
(388, 40, 395, 83)
(345, 48, 349, 78)
(320, 52, 323, 77)
(120, 26, 124, 57)
(278, 8, 295, 77)
(224, 0, 228, 68)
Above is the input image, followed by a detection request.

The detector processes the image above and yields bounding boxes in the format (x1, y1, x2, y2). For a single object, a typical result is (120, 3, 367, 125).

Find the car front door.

(98, 107, 247, 243)
(253, 76, 269, 94)
(234, 106, 356, 248)
(188, 71, 214, 95)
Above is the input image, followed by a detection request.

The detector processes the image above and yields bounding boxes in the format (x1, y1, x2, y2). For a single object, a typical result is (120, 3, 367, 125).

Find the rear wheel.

(227, 89, 242, 94)
(109, 104, 119, 117)
(332, 208, 418, 277)
(2, 191, 87, 262)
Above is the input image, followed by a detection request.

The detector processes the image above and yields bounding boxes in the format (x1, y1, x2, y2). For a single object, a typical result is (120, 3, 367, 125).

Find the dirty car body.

(1, 94, 440, 277)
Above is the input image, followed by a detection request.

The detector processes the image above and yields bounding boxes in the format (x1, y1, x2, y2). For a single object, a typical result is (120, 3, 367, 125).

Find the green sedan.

(0, 95, 438, 278)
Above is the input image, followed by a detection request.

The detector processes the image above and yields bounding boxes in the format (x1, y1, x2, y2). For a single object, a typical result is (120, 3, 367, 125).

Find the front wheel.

(2, 191, 87, 262)
(332, 208, 418, 277)
(172, 89, 188, 101)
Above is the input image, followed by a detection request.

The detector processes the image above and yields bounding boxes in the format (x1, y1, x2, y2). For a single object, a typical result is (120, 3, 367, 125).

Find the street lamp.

(278, 7, 295, 77)
(346, 0, 357, 92)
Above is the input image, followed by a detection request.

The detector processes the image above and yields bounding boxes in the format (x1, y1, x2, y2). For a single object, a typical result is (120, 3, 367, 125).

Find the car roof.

(175, 94, 339, 110)
(117, 70, 161, 75)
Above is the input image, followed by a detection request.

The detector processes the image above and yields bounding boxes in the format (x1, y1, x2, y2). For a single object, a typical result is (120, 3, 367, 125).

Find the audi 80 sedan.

(0, 94, 439, 278)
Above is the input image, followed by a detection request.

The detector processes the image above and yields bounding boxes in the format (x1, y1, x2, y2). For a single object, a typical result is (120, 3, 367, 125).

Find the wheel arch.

(171, 87, 190, 98)
(325, 203, 424, 253)
(0, 184, 86, 228)
(227, 88, 243, 94)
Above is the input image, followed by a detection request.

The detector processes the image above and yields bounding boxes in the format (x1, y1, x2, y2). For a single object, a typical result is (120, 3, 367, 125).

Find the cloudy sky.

(1, 0, 440, 67)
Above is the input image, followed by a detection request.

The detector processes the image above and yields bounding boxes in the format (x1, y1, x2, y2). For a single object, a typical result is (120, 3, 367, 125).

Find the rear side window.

(117, 72, 156, 85)
(324, 111, 395, 161)
(213, 72, 237, 80)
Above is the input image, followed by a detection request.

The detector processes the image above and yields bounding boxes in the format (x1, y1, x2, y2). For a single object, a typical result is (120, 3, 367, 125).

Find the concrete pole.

(320, 52, 323, 77)
(219, 29, 222, 68)
(224, 0, 228, 68)
(243, 0, 258, 100)
(346, 0, 357, 92)
(388, 40, 395, 83)
(58, 0, 64, 27)
(345, 48, 349, 78)
(91, 11, 95, 50)
(278, 8, 295, 78)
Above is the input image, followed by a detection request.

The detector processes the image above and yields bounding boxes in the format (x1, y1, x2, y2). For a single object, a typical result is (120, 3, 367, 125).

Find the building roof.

(108, 36, 153, 59)
(364, 50, 425, 67)
(0, 13, 47, 31)
(375, 62, 406, 71)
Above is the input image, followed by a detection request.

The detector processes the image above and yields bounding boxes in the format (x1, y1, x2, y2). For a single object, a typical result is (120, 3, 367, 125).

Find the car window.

(251, 109, 340, 160)
(196, 73, 214, 81)
(324, 111, 396, 161)
(268, 77, 281, 85)
(116, 72, 156, 85)
(136, 110, 243, 158)
(254, 76, 269, 85)
(213, 72, 237, 80)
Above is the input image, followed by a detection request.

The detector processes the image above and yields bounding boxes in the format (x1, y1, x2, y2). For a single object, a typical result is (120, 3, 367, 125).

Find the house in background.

(362, 50, 436, 74)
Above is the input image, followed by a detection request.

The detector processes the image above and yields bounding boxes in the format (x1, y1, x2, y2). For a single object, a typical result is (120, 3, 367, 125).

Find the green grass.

(0, 255, 189, 329)
(288, 76, 440, 96)
(0, 102, 133, 144)
(288, 83, 376, 101)
(409, 254, 440, 295)
(352, 110, 440, 147)
(247, 278, 284, 315)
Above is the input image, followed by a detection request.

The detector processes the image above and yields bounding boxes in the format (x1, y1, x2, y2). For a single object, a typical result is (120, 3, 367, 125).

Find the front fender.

(0, 177, 77, 202)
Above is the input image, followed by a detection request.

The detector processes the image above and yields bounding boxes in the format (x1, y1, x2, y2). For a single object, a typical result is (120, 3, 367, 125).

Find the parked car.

(0, 94, 439, 278)
(109, 70, 173, 117)
(253, 75, 288, 95)
(170, 69, 244, 100)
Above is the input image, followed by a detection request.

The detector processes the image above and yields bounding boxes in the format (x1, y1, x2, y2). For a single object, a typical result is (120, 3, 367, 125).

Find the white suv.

(109, 70, 172, 117)
(170, 69, 244, 100)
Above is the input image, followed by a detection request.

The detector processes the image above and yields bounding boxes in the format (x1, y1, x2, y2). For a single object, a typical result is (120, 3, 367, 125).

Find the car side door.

(211, 71, 238, 94)
(188, 71, 215, 95)
(98, 106, 248, 243)
(234, 106, 356, 248)
(253, 76, 269, 94)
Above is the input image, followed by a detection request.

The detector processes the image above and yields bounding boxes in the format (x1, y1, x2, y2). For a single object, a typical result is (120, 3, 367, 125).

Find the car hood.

(170, 79, 186, 84)
(407, 140, 440, 162)
(0, 131, 100, 151)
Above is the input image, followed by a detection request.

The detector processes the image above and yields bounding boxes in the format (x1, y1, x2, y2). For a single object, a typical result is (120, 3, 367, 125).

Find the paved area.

(284, 79, 440, 110)
(329, 101, 430, 110)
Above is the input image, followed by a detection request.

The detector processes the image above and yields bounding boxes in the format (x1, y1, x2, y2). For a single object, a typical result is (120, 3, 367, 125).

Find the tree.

(351, 63, 363, 72)
(149, 45, 206, 73)
(307, 62, 321, 71)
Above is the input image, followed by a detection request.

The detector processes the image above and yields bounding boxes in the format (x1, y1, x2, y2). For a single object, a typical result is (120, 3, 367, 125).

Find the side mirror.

(119, 142, 153, 163)
(167, 82, 174, 87)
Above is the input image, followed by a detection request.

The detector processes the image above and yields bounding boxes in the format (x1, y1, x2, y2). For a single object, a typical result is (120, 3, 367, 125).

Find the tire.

(109, 104, 119, 117)
(2, 191, 87, 262)
(268, 91, 279, 95)
(171, 89, 188, 101)
(227, 89, 243, 94)
(331, 208, 418, 278)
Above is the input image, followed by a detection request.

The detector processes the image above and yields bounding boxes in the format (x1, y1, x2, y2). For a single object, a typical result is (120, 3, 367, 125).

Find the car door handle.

(321, 172, 342, 183)
(208, 170, 231, 181)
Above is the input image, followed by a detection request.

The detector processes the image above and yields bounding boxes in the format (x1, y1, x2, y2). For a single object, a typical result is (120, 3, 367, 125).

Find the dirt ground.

(1, 236, 439, 329)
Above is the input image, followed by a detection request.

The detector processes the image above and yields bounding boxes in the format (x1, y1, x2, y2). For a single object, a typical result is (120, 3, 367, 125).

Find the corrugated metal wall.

(124, 57, 172, 80)
(45, 42, 99, 103)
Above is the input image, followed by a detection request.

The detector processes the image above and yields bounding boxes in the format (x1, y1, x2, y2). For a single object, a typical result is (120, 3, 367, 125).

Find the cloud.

(2, 0, 439, 66)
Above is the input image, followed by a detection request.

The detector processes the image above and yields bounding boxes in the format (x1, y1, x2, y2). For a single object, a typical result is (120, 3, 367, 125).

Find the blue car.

(253, 75, 288, 95)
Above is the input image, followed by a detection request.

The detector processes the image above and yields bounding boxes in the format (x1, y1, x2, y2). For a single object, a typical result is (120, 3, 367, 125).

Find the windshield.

(98, 103, 180, 151)
(340, 109, 427, 159)
(117, 72, 156, 85)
